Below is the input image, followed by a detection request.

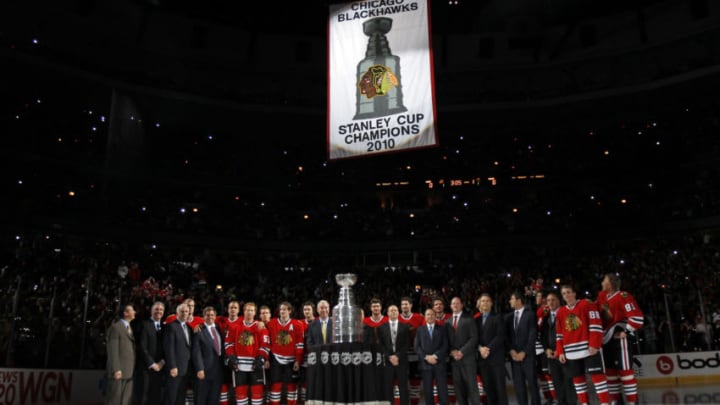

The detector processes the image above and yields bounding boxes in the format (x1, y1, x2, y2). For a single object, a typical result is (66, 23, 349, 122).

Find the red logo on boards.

(657, 355, 674, 375)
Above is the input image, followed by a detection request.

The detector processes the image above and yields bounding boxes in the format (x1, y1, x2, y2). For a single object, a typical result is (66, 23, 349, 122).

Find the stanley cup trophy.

(332, 273, 364, 343)
(353, 17, 407, 120)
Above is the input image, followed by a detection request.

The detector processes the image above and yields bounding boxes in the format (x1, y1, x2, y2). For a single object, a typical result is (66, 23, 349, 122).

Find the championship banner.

(327, 0, 438, 160)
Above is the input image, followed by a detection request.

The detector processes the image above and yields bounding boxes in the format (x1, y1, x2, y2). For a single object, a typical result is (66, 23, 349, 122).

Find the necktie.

(482, 314, 488, 326)
(211, 326, 221, 355)
(551, 312, 556, 326)
(183, 323, 190, 345)
(391, 322, 397, 351)
(514, 310, 520, 330)
(126, 324, 131, 335)
(453, 315, 459, 330)
(428, 325, 433, 337)
(321, 320, 327, 344)
(155, 322, 161, 331)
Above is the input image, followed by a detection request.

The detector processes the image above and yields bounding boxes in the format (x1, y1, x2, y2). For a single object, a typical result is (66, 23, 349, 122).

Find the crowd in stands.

(1, 226, 719, 369)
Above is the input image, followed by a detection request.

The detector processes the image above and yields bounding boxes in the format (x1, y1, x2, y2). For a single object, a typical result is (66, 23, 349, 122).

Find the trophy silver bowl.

(332, 273, 363, 343)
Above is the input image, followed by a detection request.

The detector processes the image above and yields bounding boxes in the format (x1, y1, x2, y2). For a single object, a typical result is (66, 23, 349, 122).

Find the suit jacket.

(192, 324, 226, 381)
(106, 319, 136, 378)
(506, 308, 537, 356)
(164, 320, 193, 376)
(540, 311, 558, 351)
(414, 323, 448, 371)
(446, 312, 478, 366)
(138, 318, 164, 369)
(476, 312, 506, 366)
(306, 317, 333, 346)
(379, 321, 410, 364)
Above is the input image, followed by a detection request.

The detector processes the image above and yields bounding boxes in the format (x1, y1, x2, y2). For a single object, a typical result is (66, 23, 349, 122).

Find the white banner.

(0, 368, 104, 405)
(327, 0, 438, 160)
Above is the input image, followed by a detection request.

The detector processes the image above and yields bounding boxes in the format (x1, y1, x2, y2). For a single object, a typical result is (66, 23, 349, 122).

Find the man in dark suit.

(379, 304, 410, 405)
(540, 292, 576, 405)
(164, 303, 193, 405)
(476, 294, 508, 405)
(193, 306, 226, 405)
(106, 304, 136, 405)
(306, 300, 332, 346)
(506, 292, 541, 405)
(414, 308, 449, 405)
(134, 301, 166, 405)
(447, 297, 480, 405)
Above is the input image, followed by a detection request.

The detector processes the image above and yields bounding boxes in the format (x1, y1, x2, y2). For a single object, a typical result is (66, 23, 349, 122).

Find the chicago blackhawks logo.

(358, 65, 399, 99)
(275, 330, 293, 346)
(600, 303, 613, 321)
(239, 330, 254, 346)
(564, 314, 582, 332)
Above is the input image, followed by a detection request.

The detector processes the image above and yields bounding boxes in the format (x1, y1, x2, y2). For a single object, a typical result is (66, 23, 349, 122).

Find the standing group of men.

(105, 272, 643, 405)
(105, 298, 316, 405)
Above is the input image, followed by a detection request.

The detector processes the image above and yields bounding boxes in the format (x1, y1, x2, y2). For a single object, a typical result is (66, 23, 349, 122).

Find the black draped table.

(306, 342, 391, 405)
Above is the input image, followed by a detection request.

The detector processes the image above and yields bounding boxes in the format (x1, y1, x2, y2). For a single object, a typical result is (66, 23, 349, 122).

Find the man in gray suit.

(165, 303, 193, 405)
(106, 304, 136, 405)
(446, 297, 480, 405)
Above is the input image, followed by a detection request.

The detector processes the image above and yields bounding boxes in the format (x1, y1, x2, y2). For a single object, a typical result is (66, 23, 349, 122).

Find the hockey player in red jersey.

(596, 273, 644, 405)
(225, 302, 271, 405)
(266, 302, 304, 405)
(363, 297, 389, 344)
(556, 285, 610, 405)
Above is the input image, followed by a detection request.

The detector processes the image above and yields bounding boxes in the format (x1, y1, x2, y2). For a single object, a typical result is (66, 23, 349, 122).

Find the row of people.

(107, 296, 317, 405)
(105, 273, 643, 405)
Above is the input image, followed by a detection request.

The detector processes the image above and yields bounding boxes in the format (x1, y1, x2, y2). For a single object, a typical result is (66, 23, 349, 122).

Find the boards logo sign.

(677, 352, 720, 369)
(656, 355, 674, 375)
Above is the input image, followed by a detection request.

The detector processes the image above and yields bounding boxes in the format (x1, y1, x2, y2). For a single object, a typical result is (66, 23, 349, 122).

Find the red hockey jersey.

(596, 290, 644, 344)
(267, 318, 304, 365)
(225, 320, 271, 372)
(555, 299, 603, 360)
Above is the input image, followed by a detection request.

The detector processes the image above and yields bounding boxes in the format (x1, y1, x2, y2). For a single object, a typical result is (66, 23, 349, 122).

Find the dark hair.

(279, 301, 293, 313)
(510, 291, 524, 303)
(120, 304, 134, 318)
